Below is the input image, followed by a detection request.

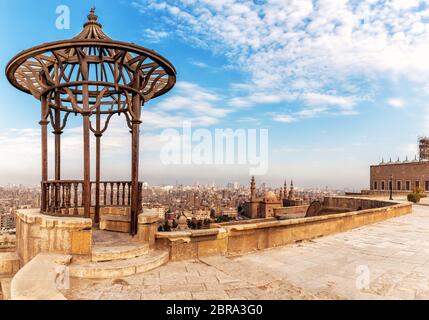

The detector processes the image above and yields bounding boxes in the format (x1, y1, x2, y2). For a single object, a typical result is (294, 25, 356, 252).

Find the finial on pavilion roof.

(78, 7, 106, 39)
(88, 7, 97, 21)
(83, 6, 102, 29)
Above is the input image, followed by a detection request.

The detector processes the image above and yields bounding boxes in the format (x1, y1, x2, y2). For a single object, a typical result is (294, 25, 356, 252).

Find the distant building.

(143, 207, 165, 220)
(183, 209, 211, 221)
(243, 177, 284, 218)
(369, 137, 429, 194)
(220, 208, 238, 218)
(0, 213, 15, 231)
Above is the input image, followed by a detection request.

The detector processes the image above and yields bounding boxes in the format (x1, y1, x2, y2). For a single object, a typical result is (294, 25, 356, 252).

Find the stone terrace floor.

(63, 204, 429, 300)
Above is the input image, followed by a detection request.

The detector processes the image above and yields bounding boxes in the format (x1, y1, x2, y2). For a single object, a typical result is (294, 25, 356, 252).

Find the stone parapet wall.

(15, 209, 92, 265)
(273, 205, 309, 215)
(156, 229, 227, 261)
(322, 196, 393, 210)
(156, 197, 412, 260)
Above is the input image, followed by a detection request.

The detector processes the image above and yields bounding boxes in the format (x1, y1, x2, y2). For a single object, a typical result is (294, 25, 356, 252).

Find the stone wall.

(15, 209, 92, 265)
(322, 197, 393, 210)
(156, 197, 412, 260)
(273, 205, 309, 215)
(156, 229, 228, 261)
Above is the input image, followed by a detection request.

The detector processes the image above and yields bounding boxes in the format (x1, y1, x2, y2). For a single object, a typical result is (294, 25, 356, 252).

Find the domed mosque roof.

(178, 214, 188, 224)
(264, 191, 278, 202)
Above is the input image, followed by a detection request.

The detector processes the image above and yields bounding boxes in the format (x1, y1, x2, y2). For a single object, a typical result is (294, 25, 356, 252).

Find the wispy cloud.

(143, 28, 169, 43)
(387, 98, 405, 108)
(272, 92, 359, 123)
(189, 60, 209, 68)
(133, 0, 429, 120)
(144, 81, 230, 128)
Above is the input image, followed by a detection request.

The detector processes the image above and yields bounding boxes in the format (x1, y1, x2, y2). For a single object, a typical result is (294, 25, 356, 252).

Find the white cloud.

(387, 97, 405, 108)
(189, 61, 209, 68)
(303, 93, 356, 109)
(228, 91, 295, 108)
(272, 114, 297, 123)
(143, 28, 169, 43)
(390, 0, 420, 11)
(144, 81, 230, 128)
(133, 0, 429, 119)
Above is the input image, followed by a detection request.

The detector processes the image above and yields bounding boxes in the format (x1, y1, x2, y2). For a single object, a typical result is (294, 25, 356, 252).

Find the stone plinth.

(16, 209, 92, 265)
(137, 212, 159, 248)
(100, 215, 130, 233)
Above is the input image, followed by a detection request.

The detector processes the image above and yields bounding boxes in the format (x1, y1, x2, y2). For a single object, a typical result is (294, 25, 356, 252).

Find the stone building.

(370, 137, 429, 194)
(0, 213, 15, 231)
(243, 177, 288, 218)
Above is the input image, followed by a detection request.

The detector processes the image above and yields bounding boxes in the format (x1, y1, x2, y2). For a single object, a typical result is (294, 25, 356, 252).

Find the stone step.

(70, 250, 169, 279)
(91, 243, 149, 262)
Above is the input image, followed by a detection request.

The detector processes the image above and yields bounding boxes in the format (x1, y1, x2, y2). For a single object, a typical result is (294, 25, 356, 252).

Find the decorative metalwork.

(6, 9, 176, 235)
(6, 9, 176, 115)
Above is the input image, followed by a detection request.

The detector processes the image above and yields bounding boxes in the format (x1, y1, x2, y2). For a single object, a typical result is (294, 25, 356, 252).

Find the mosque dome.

(176, 214, 189, 231)
(264, 191, 278, 202)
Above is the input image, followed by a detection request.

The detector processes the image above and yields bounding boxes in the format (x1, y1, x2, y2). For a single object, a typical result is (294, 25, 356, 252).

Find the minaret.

(288, 180, 295, 200)
(250, 176, 256, 201)
(283, 180, 287, 198)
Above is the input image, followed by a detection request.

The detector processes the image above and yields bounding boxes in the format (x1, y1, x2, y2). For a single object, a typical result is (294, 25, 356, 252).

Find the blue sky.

(0, 0, 428, 189)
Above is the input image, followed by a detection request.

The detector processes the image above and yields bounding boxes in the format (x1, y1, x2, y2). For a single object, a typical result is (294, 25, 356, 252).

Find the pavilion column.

(40, 95, 49, 213)
(83, 114, 91, 218)
(130, 120, 142, 235)
(54, 94, 62, 181)
(53, 103, 62, 214)
(94, 110, 101, 224)
(130, 87, 142, 236)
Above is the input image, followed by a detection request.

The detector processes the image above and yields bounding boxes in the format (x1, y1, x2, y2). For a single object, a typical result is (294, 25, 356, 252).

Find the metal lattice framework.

(5, 9, 176, 235)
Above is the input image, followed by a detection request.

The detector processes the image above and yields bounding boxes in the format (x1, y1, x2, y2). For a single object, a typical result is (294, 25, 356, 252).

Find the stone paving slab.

(63, 205, 429, 300)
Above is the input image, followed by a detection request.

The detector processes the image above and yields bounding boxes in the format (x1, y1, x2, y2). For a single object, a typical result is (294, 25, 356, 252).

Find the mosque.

(243, 176, 303, 219)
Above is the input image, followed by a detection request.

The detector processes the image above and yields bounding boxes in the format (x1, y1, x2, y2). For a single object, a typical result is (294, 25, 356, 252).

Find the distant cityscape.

(0, 180, 346, 235)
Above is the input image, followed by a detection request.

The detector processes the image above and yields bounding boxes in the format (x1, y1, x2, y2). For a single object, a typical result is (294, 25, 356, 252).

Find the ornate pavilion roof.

(5, 8, 176, 111)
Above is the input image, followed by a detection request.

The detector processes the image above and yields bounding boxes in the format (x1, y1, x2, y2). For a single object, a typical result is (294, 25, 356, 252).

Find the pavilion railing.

(41, 180, 143, 216)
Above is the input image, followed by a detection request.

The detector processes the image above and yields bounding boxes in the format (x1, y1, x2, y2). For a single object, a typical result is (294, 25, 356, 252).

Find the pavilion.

(6, 8, 176, 235)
